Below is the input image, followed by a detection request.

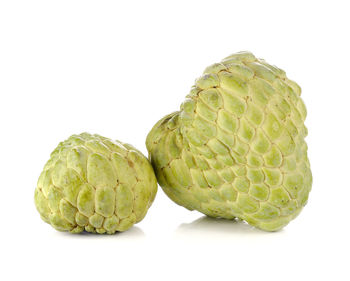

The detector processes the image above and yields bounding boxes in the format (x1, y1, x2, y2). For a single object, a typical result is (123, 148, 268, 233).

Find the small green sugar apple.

(146, 51, 312, 231)
(35, 133, 157, 234)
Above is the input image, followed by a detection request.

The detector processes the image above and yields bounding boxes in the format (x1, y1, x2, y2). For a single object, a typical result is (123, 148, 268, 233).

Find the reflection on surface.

(56, 226, 145, 239)
(176, 216, 283, 236)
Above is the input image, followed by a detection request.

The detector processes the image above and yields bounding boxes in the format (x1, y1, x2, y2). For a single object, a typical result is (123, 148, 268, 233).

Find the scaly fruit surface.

(146, 51, 312, 231)
(35, 133, 157, 234)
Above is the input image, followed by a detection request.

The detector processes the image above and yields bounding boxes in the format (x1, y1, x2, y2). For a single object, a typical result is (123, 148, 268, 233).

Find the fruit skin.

(34, 133, 157, 234)
(146, 51, 312, 231)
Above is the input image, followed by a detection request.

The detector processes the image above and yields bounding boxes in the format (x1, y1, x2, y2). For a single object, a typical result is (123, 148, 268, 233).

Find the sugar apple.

(34, 133, 157, 234)
(146, 51, 312, 231)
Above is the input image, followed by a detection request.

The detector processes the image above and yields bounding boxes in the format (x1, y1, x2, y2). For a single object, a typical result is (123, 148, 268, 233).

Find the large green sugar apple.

(146, 51, 312, 231)
(35, 133, 157, 234)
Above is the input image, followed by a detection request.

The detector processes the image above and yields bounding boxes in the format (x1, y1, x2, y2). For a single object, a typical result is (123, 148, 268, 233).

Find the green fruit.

(146, 51, 312, 231)
(34, 133, 157, 234)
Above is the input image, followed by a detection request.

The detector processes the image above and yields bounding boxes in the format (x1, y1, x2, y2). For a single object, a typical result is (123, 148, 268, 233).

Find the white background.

(1, 0, 349, 280)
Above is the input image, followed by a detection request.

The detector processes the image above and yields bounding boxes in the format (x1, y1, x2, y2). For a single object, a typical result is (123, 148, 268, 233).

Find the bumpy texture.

(146, 51, 312, 231)
(35, 133, 157, 234)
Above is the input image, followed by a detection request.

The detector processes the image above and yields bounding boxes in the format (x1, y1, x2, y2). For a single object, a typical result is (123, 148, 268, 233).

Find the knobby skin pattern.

(146, 52, 312, 231)
(35, 133, 157, 234)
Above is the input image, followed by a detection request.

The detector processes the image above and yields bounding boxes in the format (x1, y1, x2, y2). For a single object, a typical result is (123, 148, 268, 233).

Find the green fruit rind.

(146, 51, 312, 231)
(35, 133, 157, 234)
